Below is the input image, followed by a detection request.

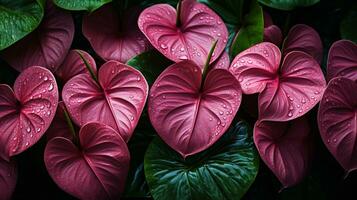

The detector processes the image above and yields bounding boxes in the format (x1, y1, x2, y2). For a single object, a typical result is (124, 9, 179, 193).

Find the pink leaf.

(138, 0, 228, 67)
(0, 66, 58, 159)
(254, 117, 312, 188)
(327, 40, 357, 81)
(1, 2, 74, 72)
(264, 25, 283, 47)
(44, 122, 130, 200)
(148, 61, 242, 157)
(82, 5, 151, 63)
(56, 50, 97, 84)
(318, 77, 357, 172)
(211, 51, 230, 69)
(0, 158, 17, 200)
(230, 42, 281, 94)
(62, 61, 148, 142)
(258, 51, 325, 121)
(283, 24, 323, 64)
(46, 102, 73, 141)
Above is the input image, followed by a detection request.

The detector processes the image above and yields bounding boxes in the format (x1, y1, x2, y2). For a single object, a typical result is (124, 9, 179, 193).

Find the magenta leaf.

(327, 40, 357, 81)
(283, 24, 323, 64)
(62, 61, 148, 142)
(230, 42, 326, 121)
(318, 77, 357, 172)
(264, 25, 283, 47)
(1, 2, 74, 72)
(148, 61, 242, 157)
(138, 0, 228, 67)
(44, 122, 130, 200)
(254, 117, 312, 188)
(56, 50, 97, 84)
(82, 4, 150, 63)
(46, 102, 73, 141)
(211, 51, 230, 69)
(0, 66, 58, 159)
(0, 158, 17, 200)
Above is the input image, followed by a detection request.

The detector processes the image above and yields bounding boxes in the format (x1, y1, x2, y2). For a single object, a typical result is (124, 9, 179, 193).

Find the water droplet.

(40, 105, 44, 110)
(299, 109, 303, 113)
(37, 128, 41, 132)
(238, 77, 243, 82)
(137, 76, 141, 81)
(47, 111, 51, 116)
(129, 95, 134, 99)
(301, 98, 306, 104)
(111, 70, 115, 74)
(48, 83, 54, 91)
(223, 117, 227, 120)
(222, 104, 226, 108)
(13, 137, 17, 141)
(288, 112, 293, 117)
(160, 43, 168, 49)
(162, 95, 166, 99)
(217, 33, 221, 37)
(30, 134, 33, 138)
(333, 138, 337, 143)
(314, 91, 319, 95)
(199, 16, 204, 20)
(289, 97, 294, 101)
(217, 121, 221, 125)
(247, 60, 253, 64)
(43, 76, 48, 81)
(130, 116, 134, 121)
(297, 104, 301, 108)
(221, 122, 226, 127)
(327, 139, 330, 143)
(217, 21, 222, 25)
(26, 127, 31, 133)
(25, 142, 29, 146)
(289, 105, 294, 110)
(209, 118, 213, 121)
(219, 111, 223, 115)
(179, 55, 188, 60)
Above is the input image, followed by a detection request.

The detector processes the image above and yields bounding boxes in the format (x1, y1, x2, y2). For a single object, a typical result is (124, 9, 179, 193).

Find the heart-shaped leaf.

(230, 0, 264, 56)
(327, 40, 357, 81)
(283, 24, 323, 64)
(254, 117, 312, 188)
(127, 50, 173, 86)
(56, 50, 97, 84)
(1, 2, 74, 72)
(53, 0, 111, 12)
(46, 102, 74, 141)
(258, 0, 320, 11)
(0, 66, 58, 159)
(0, 158, 17, 200)
(44, 122, 130, 200)
(263, 12, 282, 46)
(138, 0, 228, 67)
(144, 121, 259, 200)
(230, 42, 326, 122)
(82, 4, 151, 63)
(62, 61, 148, 142)
(211, 51, 230, 69)
(0, 0, 44, 50)
(148, 60, 242, 157)
(318, 77, 357, 173)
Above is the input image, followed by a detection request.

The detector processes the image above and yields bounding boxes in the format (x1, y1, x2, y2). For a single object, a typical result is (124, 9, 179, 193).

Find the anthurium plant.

(0, 0, 356, 199)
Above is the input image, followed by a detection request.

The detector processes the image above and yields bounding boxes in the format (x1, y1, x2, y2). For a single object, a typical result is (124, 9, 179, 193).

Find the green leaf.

(258, 0, 320, 10)
(144, 121, 259, 200)
(127, 50, 173, 86)
(0, 0, 45, 50)
(52, 0, 111, 12)
(340, 6, 357, 43)
(198, 0, 244, 25)
(230, 0, 263, 57)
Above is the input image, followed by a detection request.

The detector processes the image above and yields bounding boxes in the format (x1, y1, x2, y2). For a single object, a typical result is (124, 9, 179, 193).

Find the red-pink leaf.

(56, 50, 97, 84)
(82, 5, 150, 63)
(258, 51, 325, 121)
(264, 25, 283, 47)
(1, 2, 74, 72)
(318, 77, 357, 172)
(44, 122, 130, 200)
(254, 117, 312, 188)
(211, 51, 230, 69)
(327, 40, 357, 81)
(230, 42, 281, 94)
(283, 24, 322, 64)
(148, 61, 242, 157)
(0, 158, 17, 200)
(62, 61, 148, 142)
(138, 0, 228, 67)
(46, 102, 73, 141)
(0, 66, 58, 159)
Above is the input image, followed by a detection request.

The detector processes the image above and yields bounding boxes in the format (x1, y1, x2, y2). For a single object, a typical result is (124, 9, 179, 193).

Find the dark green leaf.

(0, 0, 45, 50)
(52, 0, 111, 12)
(258, 0, 320, 10)
(230, 0, 263, 57)
(198, 0, 244, 25)
(340, 6, 357, 43)
(144, 121, 259, 200)
(127, 50, 173, 86)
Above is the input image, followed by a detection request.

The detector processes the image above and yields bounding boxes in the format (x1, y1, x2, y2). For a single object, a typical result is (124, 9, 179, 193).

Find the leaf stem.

(75, 50, 100, 86)
(176, 0, 182, 27)
(63, 107, 79, 146)
(201, 39, 218, 87)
